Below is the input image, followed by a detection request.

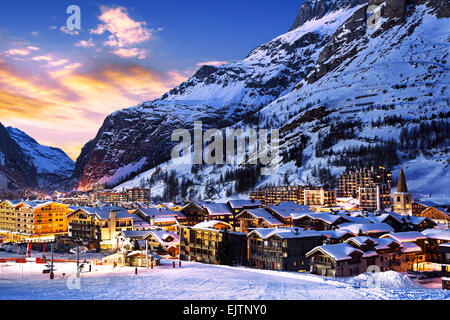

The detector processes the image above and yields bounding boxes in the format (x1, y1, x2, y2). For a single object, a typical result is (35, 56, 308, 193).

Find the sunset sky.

(0, 0, 301, 160)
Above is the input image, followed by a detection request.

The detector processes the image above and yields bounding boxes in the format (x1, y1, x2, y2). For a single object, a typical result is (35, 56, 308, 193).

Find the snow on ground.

(0, 252, 448, 300)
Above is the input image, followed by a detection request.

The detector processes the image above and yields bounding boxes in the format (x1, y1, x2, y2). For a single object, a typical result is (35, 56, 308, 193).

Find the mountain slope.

(73, 3, 364, 190)
(6, 127, 75, 191)
(0, 123, 37, 191)
(79, 0, 449, 204)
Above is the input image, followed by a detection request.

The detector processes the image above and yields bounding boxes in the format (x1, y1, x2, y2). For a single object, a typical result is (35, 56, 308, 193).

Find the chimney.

(293, 228, 299, 235)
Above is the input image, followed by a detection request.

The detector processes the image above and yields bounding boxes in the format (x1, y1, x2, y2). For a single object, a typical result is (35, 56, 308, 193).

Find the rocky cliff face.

(76, 0, 449, 203)
(73, 3, 355, 190)
(290, 0, 368, 31)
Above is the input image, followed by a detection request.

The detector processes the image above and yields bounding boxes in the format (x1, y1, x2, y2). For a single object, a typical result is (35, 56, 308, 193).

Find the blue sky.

(0, 0, 303, 159)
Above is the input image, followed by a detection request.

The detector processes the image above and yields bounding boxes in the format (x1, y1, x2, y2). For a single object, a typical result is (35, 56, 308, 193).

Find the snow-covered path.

(0, 256, 449, 300)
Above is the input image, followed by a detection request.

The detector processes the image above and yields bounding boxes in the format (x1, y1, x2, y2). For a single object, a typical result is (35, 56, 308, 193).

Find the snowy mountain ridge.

(77, 0, 449, 203)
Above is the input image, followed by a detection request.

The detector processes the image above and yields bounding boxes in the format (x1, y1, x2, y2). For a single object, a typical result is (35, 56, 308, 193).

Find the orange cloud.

(0, 58, 189, 160)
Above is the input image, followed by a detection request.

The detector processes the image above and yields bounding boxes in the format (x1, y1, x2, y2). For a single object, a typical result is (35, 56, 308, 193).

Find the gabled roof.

(136, 207, 184, 218)
(338, 223, 394, 235)
(203, 203, 233, 216)
(193, 220, 232, 230)
(421, 229, 450, 241)
(237, 208, 283, 226)
(228, 199, 262, 209)
(317, 230, 356, 239)
(149, 230, 180, 247)
(400, 242, 422, 253)
(374, 237, 399, 250)
(380, 231, 426, 242)
(120, 230, 153, 239)
(248, 227, 322, 240)
(268, 202, 313, 218)
(346, 236, 377, 247)
(306, 243, 364, 261)
(292, 213, 349, 225)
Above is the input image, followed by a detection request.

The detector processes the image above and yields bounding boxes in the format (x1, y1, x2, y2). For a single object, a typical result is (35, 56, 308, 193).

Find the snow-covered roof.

(149, 230, 180, 247)
(228, 199, 261, 209)
(268, 202, 313, 218)
(121, 230, 152, 239)
(400, 242, 422, 253)
(307, 243, 364, 261)
(346, 236, 378, 247)
(292, 213, 348, 225)
(338, 223, 394, 235)
(240, 208, 283, 226)
(193, 220, 232, 230)
(203, 203, 233, 216)
(317, 230, 356, 239)
(421, 229, 450, 241)
(380, 231, 426, 243)
(374, 237, 399, 250)
(249, 227, 322, 240)
(137, 207, 184, 218)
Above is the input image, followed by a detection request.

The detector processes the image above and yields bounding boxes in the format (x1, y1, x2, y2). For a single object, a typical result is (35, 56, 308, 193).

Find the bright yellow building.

(0, 200, 71, 242)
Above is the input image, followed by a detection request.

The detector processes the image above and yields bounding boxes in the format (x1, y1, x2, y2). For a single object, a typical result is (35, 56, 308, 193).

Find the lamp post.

(50, 242, 54, 280)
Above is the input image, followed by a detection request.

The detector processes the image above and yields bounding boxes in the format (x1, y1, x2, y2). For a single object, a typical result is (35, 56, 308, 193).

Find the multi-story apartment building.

(126, 188, 150, 204)
(338, 166, 392, 197)
(338, 166, 392, 211)
(66, 207, 134, 250)
(97, 191, 127, 205)
(439, 244, 450, 290)
(247, 228, 325, 271)
(358, 184, 391, 211)
(303, 188, 336, 207)
(179, 221, 247, 265)
(250, 186, 304, 205)
(0, 200, 70, 242)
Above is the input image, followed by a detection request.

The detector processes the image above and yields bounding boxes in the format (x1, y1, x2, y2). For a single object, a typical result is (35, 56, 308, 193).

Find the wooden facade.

(179, 222, 247, 265)
(247, 229, 325, 272)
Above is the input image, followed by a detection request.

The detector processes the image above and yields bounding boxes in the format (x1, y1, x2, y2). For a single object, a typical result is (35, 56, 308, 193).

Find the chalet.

(292, 213, 351, 231)
(421, 229, 450, 263)
(179, 220, 247, 265)
(439, 243, 450, 290)
(345, 236, 423, 272)
(247, 228, 325, 271)
(266, 202, 314, 226)
(415, 205, 450, 227)
(134, 207, 185, 230)
(337, 223, 394, 238)
(203, 203, 235, 229)
(116, 229, 180, 257)
(103, 249, 161, 268)
(180, 202, 209, 226)
(146, 230, 180, 257)
(306, 243, 365, 277)
(71, 207, 134, 251)
(65, 208, 102, 249)
(235, 208, 283, 233)
(380, 231, 427, 250)
(227, 199, 262, 214)
(317, 230, 356, 244)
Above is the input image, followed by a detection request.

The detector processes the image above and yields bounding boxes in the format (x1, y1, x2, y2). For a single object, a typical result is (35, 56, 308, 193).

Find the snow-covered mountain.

(0, 122, 37, 191)
(5, 127, 75, 191)
(76, 0, 449, 203)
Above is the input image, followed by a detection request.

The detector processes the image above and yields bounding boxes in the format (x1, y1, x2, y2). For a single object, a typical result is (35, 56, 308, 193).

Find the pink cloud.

(112, 48, 147, 59)
(75, 38, 95, 48)
(196, 60, 228, 67)
(90, 6, 152, 48)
